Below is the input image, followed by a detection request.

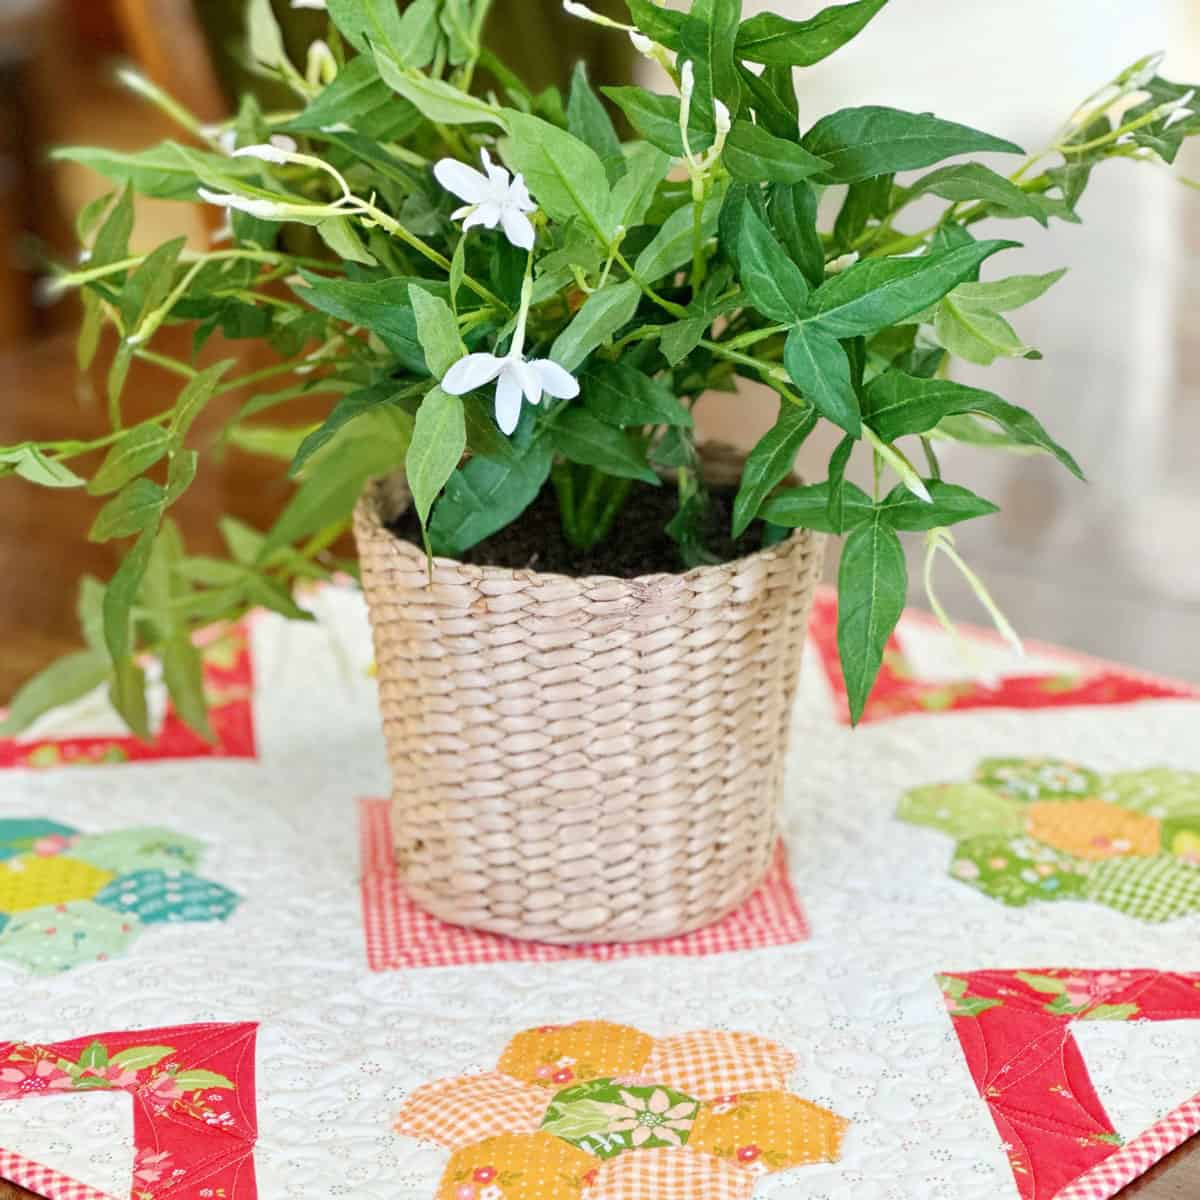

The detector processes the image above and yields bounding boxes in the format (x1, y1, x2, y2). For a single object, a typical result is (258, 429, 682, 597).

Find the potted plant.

(5, 0, 1198, 942)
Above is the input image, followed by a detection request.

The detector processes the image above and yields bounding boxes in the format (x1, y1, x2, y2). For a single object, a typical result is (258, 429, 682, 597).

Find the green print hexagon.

(0, 818, 240, 973)
(898, 759, 1200, 922)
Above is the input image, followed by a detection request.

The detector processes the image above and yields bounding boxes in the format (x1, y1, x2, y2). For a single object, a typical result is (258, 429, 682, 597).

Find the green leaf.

(635, 192, 722, 281)
(87, 424, 172, 496)
(1015, 971, 1069, 995)
(838, 513, 908, 724)
(165, 450, 197, 507)
(373, 58, 507, 129)
(625, 0, 684, 49)
(0, 650, 110, 737)
(291, 382, 413, 477)
(316, 216, 377, 266)
(802, 106, 1023, 184)
(502, 111, 613, 242)
(550, 281, 640, 371)
(737, 63, 800, 140)
(429, 438, 554, 555)
(723, 119, 829, 184)
(807, 239, 1018, 338)
(736, 0, 889, 66)
(737, 206, 810, 323)
(171, 1069, 235, 1092)
(934, 294, 1030, 365)
(610, 143, 671, 231)
(568, 62, 625, 185)
(108, 1046, 174, 1070)
(91, 186, 135, 267)
(258, 452, 371, 560)
(581, 361, 693, 428)
(103, 525, 157, 663)
(0, 447, 85, 489)
(406, 386, 467, 527)
(762, 480, 874, 532)
(295, 271, 424, 368)
(769, 183, 824, 289)
(326, 0, 406, 53)
(602, 88, 684, 157)
(162, 631, 212, 740)
(119, 237, 186, 334)
(732, 402, 816, 537)
(861, 370, 1083, 477)
(948, 269, 1067, 314)
(246, 0, 290, 70)
(170, 360, 237, 441)
(409, 284, 465, 378)
(826, 432, 856, 532)
(282, 54, 421, 141)
(77, 1041, 109, 1070)
(679, 0, 743, 147)
(784, 325, 860, 436)
(89, 478, 165, 542)
(1081, 1004, 1140, 1022)
(52, 142, 260, 201)
(903, 163, 1051, 225)
(552, 408, 659, 484)
(877, 480, 998, 531)
(832, 174, 893, 249)
(109, 656, 150, 740)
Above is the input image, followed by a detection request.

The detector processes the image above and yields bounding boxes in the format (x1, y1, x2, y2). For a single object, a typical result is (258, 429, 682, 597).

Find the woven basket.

(353, 447, 825, 944)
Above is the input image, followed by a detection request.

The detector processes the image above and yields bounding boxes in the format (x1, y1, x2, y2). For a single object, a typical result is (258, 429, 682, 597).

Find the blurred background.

(0, 0, 1197, 702)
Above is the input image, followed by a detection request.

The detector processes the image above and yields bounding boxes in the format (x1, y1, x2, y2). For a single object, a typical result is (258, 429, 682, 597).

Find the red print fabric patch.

(809, 589, 1195, 724)
(0, 1022, 258, 1200)
(0, 624, 256, 769)
(938, 969, 1200, 1200)
(360, 799, 809, 970)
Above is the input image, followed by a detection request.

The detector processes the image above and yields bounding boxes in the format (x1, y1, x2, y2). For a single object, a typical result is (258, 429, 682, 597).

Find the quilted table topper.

(0, 582, 1198, 1200)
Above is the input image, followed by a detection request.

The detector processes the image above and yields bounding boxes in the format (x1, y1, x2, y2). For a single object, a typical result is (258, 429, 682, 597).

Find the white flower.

(629, 30, 655, 56)
(232, 135, 299, 164)
(714, 98, 732, 137)
(196, 189, 294, 219)
(434, 149, 537, 250)
(442, 352, 578, 435)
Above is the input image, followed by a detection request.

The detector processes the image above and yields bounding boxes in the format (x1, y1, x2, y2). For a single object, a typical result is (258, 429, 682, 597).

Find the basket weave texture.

(353, 455, 825, 944)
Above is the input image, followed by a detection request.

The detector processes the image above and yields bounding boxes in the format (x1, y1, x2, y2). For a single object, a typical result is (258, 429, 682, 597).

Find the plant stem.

(614, 251, 689, 318)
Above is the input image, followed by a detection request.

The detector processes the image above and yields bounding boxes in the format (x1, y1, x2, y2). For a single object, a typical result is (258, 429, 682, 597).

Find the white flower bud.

(233, 142, 296, 165)
(680, 61, 695, 102)
(714, 99, 732, 137)
(629, 31, 655, 56)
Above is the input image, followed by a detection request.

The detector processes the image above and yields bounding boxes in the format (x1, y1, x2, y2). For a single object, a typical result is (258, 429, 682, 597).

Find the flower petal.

(509, 358, 544, 407)
(494, 367, 524, 436)
(461, 204, 501, 233)
(631, 1125, 653, 1146)
(480, 147, 512, 189)
(442, 353, 506, 396)
(509, 173, 536, 213)
(433, 159, 491, 204)
(530, 359, 580, 400)
(649, 1088, 671, 1115)
(657, 1127, 684, 1147)
(665, 1101, 697, 1119)
(500, 206, 536, 250)
(618, 1089, 647, 1112)
(608, 1118, 639, 1132)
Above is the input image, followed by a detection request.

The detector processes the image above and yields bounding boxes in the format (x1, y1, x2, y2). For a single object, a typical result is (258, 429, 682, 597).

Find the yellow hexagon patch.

(689, 1090, 850, 1172)
(437, 1132, 593, 1200)
(0, 856, 115, 913)
(497, 1021, 653, 1088)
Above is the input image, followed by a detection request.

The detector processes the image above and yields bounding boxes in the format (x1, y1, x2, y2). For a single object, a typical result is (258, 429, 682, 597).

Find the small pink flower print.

(736, 1144, 762, 1163)
(32, 835, 72, 857)
(455, 1185, 476, 1200)
(551, 1068, 574, 1084)
(133, 1149, 175, 1185)
(582, 1168, 599, 1187)
(82, 1064, 139, 1090)
(710, 1094, 739, 1115)
(534, 1065, 554, 1080)
(555, 1056, 576, 1068)
(0, 1059, 73, 1099)
(473, 1167, 497, 1183)
(203, 1110, 235, 1128)
(141, 1073, 185, 1112)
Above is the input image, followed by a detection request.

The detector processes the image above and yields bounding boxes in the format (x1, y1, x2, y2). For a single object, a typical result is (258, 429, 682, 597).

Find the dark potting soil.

(389, 481, 768, 578)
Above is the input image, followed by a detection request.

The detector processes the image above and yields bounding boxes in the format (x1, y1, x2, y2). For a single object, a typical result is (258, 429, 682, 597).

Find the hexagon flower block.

(0, 818, 240, 973)
(394, 1020, 848, 1199)
(899, 758, 1200, 922)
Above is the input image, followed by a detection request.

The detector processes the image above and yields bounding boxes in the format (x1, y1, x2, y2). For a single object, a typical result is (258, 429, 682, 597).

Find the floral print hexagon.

(0, 818, 240, 973)
(394, 1020, 848, 1199)
(899, 759, 1200, 922)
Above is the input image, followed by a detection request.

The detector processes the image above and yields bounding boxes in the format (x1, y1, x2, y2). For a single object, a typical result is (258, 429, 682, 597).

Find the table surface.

(0, 331, 1197, 1199)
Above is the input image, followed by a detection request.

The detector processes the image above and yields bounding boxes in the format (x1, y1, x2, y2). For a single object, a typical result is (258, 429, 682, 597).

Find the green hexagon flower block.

(0, 818, 240, 973)
(898, 759, 1200, 922)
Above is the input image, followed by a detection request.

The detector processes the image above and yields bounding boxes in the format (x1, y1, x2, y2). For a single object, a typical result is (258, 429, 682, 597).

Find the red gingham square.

(359, 799, 809, 970)
(0, 1150, 117, 1200)
(1053, 1096, 1200, 1200)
